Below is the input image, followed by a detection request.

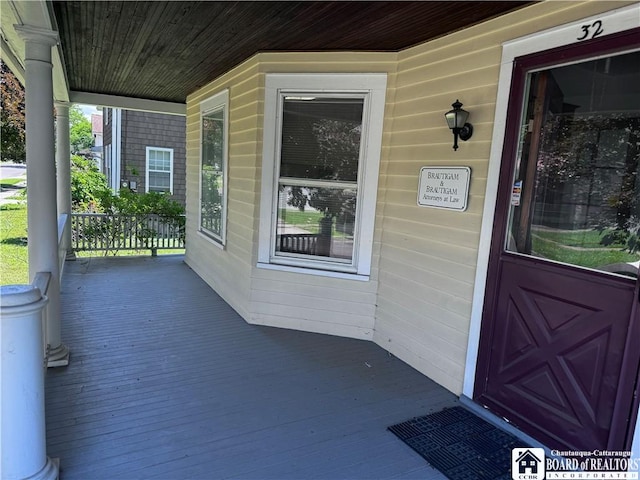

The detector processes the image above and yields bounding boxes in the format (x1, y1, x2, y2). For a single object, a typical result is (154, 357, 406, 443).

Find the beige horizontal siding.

(374, 308, 466, 393)
(379, 270, 473, 322)
(374, 29, 501, 389)
(252, 276, 377, 301)
(382, 206, 483, 237)
(398, 1, 634, 71)
(250, 314, 374, 340)
(373, 0, 635, 395)
(185, 57, 261, 316)
(258, 51, 397, 73)
(381, 240, 476, 282)
(182, 0, 635, 398)
(251, 290, 374, 318)
(185, 49, 397, 339)
(250, 267, 378, 340)
(244, 51, 398, 339)
(382, 218, 481, 248)
(380, 256, 474, 302)
(377, 293, 470, 354)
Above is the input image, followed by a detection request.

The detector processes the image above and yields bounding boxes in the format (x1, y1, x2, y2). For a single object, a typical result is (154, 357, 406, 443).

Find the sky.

(78, 104, 101, 121)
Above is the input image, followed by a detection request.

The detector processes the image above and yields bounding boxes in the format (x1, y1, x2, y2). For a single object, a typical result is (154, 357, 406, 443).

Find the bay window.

(259, 74, 387, 278)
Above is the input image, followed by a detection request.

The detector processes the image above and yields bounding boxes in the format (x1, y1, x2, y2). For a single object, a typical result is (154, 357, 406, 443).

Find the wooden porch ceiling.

(51, 1, 532, 104)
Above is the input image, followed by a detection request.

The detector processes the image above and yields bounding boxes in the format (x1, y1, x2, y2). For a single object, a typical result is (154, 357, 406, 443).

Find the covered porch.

(46, 254, 455, 479)
(5, 2, 640, 478)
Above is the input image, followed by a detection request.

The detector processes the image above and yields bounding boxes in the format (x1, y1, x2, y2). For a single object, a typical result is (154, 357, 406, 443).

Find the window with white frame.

(146, 147, 173, 193)
(199, 90, 228, 244)
(258, 74, 387, 278)
(104, 145, 112, 185)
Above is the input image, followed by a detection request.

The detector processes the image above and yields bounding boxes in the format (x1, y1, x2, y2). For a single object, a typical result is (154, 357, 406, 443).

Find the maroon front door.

(475, 34, 640, 451)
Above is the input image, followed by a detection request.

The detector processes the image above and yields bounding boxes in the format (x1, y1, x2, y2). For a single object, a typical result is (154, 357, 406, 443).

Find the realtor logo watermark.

(512, 448, 639, 479)
(512, 448, 545, 480)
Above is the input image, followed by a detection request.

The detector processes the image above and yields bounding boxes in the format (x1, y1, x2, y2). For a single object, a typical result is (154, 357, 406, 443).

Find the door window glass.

(506, 50, 640, 277)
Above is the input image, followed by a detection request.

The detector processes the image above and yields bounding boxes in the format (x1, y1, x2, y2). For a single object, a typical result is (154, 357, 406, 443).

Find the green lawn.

(531, 234, 639, 269)
(278, 209, 351, 238)
(279, 208, 324, 233)
(531, 227, 626, 249)
(0, 177, 26, 189)
(0, 203, 29, 285)
(0, 203, 184, 285)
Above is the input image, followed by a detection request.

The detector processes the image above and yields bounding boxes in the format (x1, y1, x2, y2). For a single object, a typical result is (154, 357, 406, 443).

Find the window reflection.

(201, 108, 225, 240)
(506, 51, 640, 277)
(275, 97, 363, 263)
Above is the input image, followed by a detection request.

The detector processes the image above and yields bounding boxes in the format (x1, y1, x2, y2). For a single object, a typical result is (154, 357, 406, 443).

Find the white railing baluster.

(69, 213, 185, 255)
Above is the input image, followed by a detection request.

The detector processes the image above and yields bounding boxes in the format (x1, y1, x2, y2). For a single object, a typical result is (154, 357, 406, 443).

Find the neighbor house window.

(146, 147, 173, 193)
(258, 74, 387, 278)
(104, 146, 112, 184)
(199, 89, 228, 244)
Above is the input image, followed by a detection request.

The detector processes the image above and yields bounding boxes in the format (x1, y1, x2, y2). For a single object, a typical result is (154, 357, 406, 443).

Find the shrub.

(70, 161, 185, 255)
(71, 155, 111, 212)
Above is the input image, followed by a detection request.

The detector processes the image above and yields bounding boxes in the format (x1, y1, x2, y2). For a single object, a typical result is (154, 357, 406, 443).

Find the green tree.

(536, 113, 640, 252)
(70, 155, 112, 212)
(69, 105, 93, 154)
(0, 61, 26, 163)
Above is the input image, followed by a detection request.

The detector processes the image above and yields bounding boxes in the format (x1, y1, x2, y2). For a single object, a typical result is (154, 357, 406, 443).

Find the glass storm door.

(474, 38, 640, 451)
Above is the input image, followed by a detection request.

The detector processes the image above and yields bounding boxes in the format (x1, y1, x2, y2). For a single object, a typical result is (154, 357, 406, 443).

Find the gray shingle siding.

(103, 108, 112, 146)
(107, 109, 186, 207)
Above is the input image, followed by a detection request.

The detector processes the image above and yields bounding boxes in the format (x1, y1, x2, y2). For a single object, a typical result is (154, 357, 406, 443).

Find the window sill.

(197, 230, 225, 250)
(256, 262, 370, 282)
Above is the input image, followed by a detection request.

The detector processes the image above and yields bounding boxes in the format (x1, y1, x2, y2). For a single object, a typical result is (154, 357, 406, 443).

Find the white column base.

(47, 343, 70, 368)
(24, 457, 58, 480)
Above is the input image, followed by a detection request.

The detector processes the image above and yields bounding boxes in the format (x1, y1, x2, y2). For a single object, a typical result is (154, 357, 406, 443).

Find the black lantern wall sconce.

(445, 100, 473, 151)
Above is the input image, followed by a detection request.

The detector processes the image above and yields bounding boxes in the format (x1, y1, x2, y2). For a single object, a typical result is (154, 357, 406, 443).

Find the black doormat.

(388, 406, 528, 480)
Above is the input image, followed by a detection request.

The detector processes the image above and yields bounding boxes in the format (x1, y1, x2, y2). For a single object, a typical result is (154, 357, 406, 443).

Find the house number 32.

(577, 20, 604, 40)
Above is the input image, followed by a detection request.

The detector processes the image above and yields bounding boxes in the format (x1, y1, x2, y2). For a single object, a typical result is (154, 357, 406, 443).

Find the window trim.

(199, 89, 229, 246)
(103, 144, 111, 179)
(258, 73, 387, 278)
(145, 146, 174, 194)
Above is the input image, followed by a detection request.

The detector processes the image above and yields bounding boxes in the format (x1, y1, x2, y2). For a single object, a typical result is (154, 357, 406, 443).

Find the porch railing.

(71, 213, 185, 255)
(278, 233, 318, 255)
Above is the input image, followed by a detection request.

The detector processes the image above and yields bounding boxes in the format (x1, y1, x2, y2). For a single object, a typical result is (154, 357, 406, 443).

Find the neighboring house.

(102, 107, 186, 206)
(91, 113, 102, 148)
(90, 112, 103, 169)
(3, 0, 640, 462)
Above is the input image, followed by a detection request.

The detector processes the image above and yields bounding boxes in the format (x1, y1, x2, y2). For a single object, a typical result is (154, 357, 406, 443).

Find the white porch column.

(55, 102, 74, 259)
(0, 285, 58, 480)
(16, 25, 69, 367)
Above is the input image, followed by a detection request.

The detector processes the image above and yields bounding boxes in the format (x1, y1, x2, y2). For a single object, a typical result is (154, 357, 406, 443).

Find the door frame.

(461, 3, 640, 450)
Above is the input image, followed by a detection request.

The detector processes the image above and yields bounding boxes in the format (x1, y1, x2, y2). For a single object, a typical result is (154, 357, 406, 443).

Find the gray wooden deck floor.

(46, 255, 456, 479)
